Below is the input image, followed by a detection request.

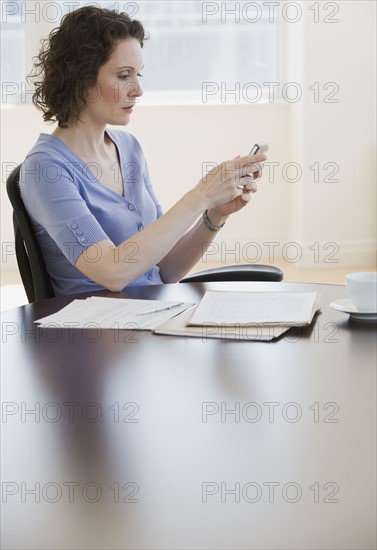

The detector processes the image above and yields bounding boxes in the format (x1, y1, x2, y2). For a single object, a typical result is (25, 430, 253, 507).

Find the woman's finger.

(240, 176, 258, 192)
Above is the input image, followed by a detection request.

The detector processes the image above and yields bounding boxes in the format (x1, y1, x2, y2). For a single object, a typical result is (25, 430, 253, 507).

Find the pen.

(136, 302, 184, 315)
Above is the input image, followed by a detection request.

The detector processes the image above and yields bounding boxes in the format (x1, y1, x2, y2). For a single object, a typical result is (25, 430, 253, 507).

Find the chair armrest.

(180, 264, 284, 283)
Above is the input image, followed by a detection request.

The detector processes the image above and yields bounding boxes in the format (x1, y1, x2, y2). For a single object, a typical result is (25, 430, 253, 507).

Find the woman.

(21, 6, 267, 295)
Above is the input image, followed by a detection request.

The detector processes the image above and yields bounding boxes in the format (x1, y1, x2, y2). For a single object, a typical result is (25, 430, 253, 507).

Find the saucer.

(329, 298, 377, 321)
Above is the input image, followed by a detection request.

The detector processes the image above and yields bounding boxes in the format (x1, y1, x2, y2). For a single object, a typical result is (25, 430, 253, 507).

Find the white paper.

(35, 297, 196, 330)
(189, 290, 321, 326)
(154, 307, 291, 341)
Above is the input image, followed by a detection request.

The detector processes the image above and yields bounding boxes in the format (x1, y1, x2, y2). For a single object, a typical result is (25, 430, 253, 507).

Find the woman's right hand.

(194, 152, 267, 210)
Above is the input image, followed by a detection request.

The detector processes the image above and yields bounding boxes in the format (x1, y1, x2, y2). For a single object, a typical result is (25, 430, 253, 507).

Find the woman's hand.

(194, 152, 267, 212)
(198, 152, 267, 224)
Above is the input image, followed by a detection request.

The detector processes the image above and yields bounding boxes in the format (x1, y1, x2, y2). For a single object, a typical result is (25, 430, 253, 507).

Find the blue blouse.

(20, 130, 164, 295)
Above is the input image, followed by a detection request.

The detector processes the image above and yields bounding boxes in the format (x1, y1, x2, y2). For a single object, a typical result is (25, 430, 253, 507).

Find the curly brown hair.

(30, 6, 147, 127)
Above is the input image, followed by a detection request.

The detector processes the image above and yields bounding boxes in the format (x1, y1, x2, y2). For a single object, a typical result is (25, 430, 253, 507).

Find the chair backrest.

(6, 164, 55, 303)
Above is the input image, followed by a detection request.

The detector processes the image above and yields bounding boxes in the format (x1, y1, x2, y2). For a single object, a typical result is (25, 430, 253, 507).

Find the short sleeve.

(20, 156, 110, 265)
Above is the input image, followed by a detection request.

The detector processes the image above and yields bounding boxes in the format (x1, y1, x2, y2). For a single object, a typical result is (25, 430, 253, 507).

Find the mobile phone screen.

(250, 143, 269, 155)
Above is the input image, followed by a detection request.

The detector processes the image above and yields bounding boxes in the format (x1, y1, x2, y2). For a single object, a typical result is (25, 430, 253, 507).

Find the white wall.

(286, 0, 376, 267)
(1, 0, 376, 275)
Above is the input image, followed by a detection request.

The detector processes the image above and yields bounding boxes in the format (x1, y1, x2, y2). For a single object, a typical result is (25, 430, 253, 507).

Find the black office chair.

(6, 164, 55, 303)
(6, 164, 283, 303)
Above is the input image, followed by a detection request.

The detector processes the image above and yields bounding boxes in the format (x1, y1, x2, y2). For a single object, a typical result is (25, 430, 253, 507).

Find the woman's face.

(84, 37, 144, 126)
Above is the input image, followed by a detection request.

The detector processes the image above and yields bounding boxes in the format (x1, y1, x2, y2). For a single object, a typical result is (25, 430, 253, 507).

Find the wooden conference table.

(1, 281, 376, 550)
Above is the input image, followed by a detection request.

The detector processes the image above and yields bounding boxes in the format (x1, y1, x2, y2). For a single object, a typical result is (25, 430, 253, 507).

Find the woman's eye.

(118, 73, 142, 80)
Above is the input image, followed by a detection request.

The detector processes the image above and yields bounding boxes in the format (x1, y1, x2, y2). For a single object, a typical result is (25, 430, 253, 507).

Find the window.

(1, 0, 26, 100)
(1, 1, 280, 105)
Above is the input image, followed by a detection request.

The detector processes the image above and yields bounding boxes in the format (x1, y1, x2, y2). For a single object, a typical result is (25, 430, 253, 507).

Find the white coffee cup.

(345, 272, 377, 312)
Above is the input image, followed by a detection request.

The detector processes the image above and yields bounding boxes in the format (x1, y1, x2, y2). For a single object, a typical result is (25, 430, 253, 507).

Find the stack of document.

(155, 290, 321, 341)
(35, 291, 321, 342)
